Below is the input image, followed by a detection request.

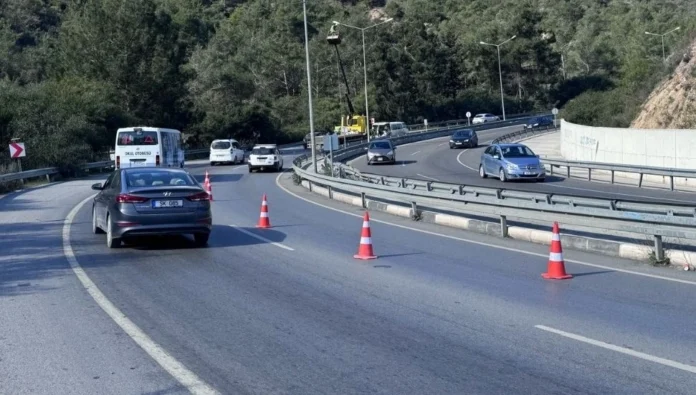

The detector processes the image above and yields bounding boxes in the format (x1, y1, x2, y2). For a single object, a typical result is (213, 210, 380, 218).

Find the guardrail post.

(458, 185, 464, 195)
(669, 176, 674, 191)
(500, 215, 508, 238)
(566, 166, 571, 178)
(610, 170, 615, 184)
(654, 235, 664, 262)
(308, 180, 313, 192)
(426, 182, 432, 191)
(588, 168, 592, 182)
(411, 201, 418, 218)
(638, 173, 644, 188)
(328, 185, 333, 199)
(402, 178, 407, 188)
(361, 192, 366, 208)
(381, 177, 385, 185)
(45, 173, 51, 183)
(549, 165, 554, 176)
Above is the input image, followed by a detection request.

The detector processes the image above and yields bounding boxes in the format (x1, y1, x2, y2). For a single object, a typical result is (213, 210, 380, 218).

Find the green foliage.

(0, 0, 695, 171)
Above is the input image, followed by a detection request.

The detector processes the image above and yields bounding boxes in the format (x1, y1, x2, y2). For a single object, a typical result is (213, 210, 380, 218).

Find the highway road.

(350, 125, 696, 205)
(2, 148, 696, 394)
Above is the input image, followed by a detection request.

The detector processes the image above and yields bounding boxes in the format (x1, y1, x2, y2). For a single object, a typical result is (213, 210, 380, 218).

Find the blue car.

(479, 143, 545, 182)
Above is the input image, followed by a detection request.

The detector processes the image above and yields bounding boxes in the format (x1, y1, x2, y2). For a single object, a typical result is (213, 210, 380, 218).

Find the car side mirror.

(393, 146, 397, 150)
(91, 183, 103, 190)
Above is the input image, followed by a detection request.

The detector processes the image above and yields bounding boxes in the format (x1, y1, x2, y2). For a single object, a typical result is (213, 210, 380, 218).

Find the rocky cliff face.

(631, 41, 696, 129)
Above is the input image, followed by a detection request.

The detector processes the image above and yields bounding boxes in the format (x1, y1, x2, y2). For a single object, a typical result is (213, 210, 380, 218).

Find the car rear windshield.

(252, 148, 275, 155)
(455, 131, 473, 137)
(125, 170, 195, 187)
(211, 141, 231, 149)
(369, 142, 392, 149)
(501, 145, 536, 158)
(117, 131, 158, 145)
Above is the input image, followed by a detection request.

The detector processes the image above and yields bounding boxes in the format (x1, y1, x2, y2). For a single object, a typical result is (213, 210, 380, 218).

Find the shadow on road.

(119, 225, 288, 251)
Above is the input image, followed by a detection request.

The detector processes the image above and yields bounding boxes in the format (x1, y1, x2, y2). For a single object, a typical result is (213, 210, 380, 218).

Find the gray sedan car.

(91, 167, 212, 248)
(365, 140, 397, 165)
(479, 143, 546, 182)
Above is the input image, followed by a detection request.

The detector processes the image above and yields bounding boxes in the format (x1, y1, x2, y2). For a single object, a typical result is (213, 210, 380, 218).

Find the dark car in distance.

(524, 116, 554, 130)
(449, 129, 478, 149)
(91, 167, 212, 248)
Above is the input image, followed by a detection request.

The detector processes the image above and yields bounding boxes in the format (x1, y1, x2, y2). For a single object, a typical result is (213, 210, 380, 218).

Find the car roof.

(253, 144, 277, 148)
(116, 126, 180, 133)
(496, 143, 527, 148)
(121, 167, 188, 174)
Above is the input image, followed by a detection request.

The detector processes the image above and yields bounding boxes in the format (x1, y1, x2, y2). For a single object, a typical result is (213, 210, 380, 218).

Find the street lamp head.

(384, 18, 394, 23)
(332, 21, 340, 25)
(479, 41, 487, 45)
(510, 35, 517, 40)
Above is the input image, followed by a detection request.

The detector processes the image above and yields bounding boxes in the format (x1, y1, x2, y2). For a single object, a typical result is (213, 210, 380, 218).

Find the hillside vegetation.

(0, 0, 694, 172)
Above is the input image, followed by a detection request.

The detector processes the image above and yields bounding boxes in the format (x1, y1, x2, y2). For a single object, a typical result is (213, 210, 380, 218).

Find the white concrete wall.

(560, 119, 696, 169)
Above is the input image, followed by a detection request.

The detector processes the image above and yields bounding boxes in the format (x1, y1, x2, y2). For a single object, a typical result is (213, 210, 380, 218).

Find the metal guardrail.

(292, 125, 696, 261)
(492, 125, 696, 191)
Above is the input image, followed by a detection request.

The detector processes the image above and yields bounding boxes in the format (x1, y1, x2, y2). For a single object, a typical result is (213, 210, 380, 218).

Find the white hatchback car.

(248, 144, 283, 173)
(209, 139, 245, 166)
(471, 113, 500, 124)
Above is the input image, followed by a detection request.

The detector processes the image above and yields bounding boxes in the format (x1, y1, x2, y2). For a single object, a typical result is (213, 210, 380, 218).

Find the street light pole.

(333, 18, 394, 142)
(645, 27, 680, 62)
(302, 0, 317, 172)
(480, 35, 515, 121)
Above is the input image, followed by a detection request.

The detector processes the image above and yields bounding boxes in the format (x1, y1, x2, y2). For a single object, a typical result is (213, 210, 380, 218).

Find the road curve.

(350, 125, 696, 205)
(1, 152, 696, 394)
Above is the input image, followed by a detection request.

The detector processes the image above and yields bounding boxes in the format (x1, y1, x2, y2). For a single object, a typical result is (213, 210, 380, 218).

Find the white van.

(114, 126, 184, 169)
(373, 121, 410, 138)
(209, 139, 245, 166)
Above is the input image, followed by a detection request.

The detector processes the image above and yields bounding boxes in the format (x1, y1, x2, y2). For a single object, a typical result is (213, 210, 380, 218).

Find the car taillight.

(116, 194, 149, 203)
(156, 155, 160, 166)
(116, 156, 120, 168)
(187, 192, 210, 202)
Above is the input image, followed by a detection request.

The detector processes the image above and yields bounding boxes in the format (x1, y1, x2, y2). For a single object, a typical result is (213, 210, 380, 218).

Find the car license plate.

(524, 171, 534, 175)
(377, 157, 383, 161)
(456, 142, 462, 145)
(153, 200, 183, 208)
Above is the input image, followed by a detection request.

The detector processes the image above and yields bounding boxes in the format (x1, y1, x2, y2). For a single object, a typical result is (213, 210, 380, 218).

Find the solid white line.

(276, 173, 696, 286)
(417, 174, 440, 181)
(411, 151, 421, 156)
(535, 325, 696, 374)
(229, 224, 294, 251)
(63, 195, 220, 395)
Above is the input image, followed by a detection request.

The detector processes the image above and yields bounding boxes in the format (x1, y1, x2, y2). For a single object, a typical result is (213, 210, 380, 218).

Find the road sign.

(466, 112, 471, 118)
(466, 112, 472, 126)
(552, 108, 559, 115)
(9, 142, 25, 159)
(424, 119, 428, 125)
(323, 134, 339, 151)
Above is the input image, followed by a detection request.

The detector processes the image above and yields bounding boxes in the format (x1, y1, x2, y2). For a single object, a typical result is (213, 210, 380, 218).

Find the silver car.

(365, 139, 397, 165)
(479, 143, 545, 182)
(91, 167, 212, 248)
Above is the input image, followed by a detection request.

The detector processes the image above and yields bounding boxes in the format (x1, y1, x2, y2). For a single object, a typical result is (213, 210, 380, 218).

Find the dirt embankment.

(631, 41, 696, 129)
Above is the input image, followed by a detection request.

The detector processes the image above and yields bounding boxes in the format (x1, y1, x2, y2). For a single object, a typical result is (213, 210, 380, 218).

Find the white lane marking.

(229, 224, 294, 251)
(63, 195, 220, 395)
(276, 173, 696, 286)
(417, 174, 440, 181)
(535, 325, 696, 374)
(411, 151, 421, 156)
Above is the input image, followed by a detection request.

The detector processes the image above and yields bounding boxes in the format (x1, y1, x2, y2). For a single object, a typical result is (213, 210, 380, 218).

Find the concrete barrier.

(560, 119, 696, 187)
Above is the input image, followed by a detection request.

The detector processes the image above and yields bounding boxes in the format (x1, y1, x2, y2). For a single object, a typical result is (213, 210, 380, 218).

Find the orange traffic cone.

(354, 212, 377, 260)
(542, 222, 572, 280)
(205, 179, 213, 201)
(256, 194, 271, 228)
(204, 171, 210, 186)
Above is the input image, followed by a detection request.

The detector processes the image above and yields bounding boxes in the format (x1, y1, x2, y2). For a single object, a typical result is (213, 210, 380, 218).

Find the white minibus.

(114, 126, 185, 169)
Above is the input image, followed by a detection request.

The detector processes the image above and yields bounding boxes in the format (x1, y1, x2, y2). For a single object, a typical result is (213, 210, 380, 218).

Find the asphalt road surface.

(2, 148, 696, 394)
(350, 125, 696, 205)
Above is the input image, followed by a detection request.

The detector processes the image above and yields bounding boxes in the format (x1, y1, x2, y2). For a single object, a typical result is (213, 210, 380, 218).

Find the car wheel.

(248, 166, 253, 173)
(92, 206, 104, 234)
(499, 168, 507, 182)
(194, 233, 209, 247)
(106, 214, 121, 248)
(479, 165, 487, 179)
